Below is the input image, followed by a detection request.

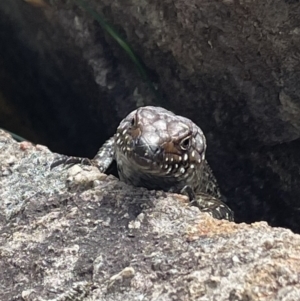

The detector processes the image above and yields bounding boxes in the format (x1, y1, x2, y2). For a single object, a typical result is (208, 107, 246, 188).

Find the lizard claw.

(199, 199, 234, 221)
(180, 185, 196, 201)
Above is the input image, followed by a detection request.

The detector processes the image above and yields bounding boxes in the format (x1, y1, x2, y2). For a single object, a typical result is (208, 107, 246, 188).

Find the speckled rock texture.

(1, 131, 300, 300)
(0, 1, 300, 231)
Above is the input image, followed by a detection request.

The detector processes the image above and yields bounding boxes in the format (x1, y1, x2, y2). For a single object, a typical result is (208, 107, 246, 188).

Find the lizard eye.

(180, 136, 191, 150)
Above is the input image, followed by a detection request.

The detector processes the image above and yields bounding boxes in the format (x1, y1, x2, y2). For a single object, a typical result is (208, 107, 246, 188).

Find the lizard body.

(52, 106, 233, 221)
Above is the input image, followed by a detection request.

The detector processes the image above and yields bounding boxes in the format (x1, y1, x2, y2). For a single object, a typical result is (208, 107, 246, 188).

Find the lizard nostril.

(153, 147, 161, 155)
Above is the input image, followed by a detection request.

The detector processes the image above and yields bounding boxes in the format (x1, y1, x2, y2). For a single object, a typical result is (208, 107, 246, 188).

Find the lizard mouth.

(132, 153, 159, 169)
(116, 135, 198, 177)
(115, 130, 162, 169)
(121, 140, 164, 171)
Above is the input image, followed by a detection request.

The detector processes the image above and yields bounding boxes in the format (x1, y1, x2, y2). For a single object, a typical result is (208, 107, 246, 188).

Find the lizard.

(51, 106, 234, 221)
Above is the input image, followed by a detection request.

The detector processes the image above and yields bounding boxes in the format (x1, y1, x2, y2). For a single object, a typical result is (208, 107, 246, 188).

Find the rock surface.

(0, 1, 300, 231)
(1, 130, 300, 300)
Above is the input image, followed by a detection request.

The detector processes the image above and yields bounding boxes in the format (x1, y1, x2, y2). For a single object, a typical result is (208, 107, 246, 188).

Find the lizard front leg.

(51, 137, 115, 173)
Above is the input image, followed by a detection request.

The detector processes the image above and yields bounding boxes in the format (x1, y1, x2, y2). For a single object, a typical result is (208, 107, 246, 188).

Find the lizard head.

(114, 106, 206, 181)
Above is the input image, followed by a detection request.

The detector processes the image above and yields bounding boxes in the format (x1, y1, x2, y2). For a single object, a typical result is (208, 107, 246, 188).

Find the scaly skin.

(52, 106, 234, 221)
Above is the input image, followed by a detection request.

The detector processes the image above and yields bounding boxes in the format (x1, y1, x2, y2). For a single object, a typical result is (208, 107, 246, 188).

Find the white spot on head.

(164, 164, 168, 169)
(170, 157, 174, 162)
(174, 164, 178, 169)
(190, 164, 195, 169)
(165, 157, 169, 162)
(180, 167, 185, 174)
(178, 156, 182, 161)
(166, 166, 172, 174)
(122, 129, 127, 135)
(116, 133, 120, 138)
(191, 150, 195, 157)
(198, 158, 201, 163)
(116, 138, 121, 144)
(183, 154, 188, 161)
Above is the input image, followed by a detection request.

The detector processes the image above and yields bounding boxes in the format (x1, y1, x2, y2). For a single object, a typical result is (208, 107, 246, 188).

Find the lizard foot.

(180, 185, 234, 221)
(50, 156, 92, 170)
